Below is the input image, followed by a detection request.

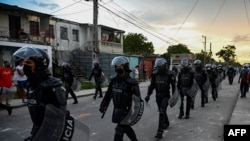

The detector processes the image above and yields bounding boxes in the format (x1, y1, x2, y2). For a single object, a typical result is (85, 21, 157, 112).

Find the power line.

(98, 4, 174, 45)
(205, 0, 225, 34)
(53, 8, 92, 16)
(176, 0, 199, 34)
(244, 0, 250, 31)
(105, 1, 179, 43)
(50, 0, 83, 15)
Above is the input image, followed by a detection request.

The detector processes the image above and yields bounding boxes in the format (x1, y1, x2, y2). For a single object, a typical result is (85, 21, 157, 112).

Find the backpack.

(241, 69, 249, 82)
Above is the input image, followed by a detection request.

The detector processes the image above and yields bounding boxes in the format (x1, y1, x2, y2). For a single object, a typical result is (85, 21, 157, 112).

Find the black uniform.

(227, 67, 236, 85)
(218, 67, 226, 81)
(207, 67, 218, 101)
(100, 74, 141, 141)
(146, 70, 175, 137)
(26, 70, 67, 140)
(13, 46, 68, 141)
(238, 67, 249, 98)
(62, 67, 78, 104)
(194, 67, 207, 107)
(177, 67, 194, 119)
(89, 65, 103, 99)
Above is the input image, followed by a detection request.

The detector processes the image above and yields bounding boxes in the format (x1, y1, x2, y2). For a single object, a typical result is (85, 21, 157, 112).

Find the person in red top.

(0, 61, 13, 115)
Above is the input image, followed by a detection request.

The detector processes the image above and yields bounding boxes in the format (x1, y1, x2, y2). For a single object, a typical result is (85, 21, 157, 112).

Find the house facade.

(170, 53, 196, 71)
(0, 3, 53, 69)
(0, 3, 127, 78)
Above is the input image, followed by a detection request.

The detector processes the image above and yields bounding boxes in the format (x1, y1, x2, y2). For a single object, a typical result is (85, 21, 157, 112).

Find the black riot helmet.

(205, 64, 211, 68)
(181, 58, 189, 68)
(13, 46, 49, 70)
(62, 62, 71, 70)
(93, 61, 99, 68)
(111, 56, 130, 72)
(194, 59, 202, 65)
(194, 59, 202, 68)
(154, 58, 167, 72)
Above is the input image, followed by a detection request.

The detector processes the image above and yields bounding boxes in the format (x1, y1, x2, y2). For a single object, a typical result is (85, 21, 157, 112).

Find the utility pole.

(93, 0, 99, 63)
(209, 42, 212, 64)
(202, 35, 206, 66)
(86, 0, 99, 64)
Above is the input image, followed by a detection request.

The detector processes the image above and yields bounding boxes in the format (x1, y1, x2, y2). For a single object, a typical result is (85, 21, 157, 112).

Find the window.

(72, 29, 79, 41)
(60, 27, 68, 40)
(45, 25, 54, 38)
(29, 21, 39, 36)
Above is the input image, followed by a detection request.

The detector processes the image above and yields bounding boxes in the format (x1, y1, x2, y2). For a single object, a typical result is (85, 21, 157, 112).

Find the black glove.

(99, 106, 106, 113)
(144, 95, 150, 103)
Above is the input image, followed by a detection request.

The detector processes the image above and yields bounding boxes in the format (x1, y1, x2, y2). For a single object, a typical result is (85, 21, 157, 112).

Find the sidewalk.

(8, 81, 150, 108)
(228, 91, 250, 125)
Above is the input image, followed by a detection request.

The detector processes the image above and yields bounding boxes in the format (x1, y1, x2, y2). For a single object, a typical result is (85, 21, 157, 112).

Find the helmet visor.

(154, 58, 166, 67)
(13, 46, 43, 62)
(111, 57, 127, 66)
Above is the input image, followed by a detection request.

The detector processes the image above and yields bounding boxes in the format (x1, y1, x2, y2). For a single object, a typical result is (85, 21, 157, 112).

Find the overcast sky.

(1, 0, 250, 63)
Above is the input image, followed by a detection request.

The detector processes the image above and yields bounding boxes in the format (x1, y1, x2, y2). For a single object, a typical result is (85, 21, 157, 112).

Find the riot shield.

(187, 79, 199, 97)
(33, 104, 90, 141)
(215, 76, 221, 91)
(120, 95, 144, 126)
(169, 87, 179, 108)
(202, 77, 210, 92)
(72, 78, 81, 91)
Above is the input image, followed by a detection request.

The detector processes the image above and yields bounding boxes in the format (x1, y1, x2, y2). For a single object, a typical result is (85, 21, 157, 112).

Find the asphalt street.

(0, 77, 246, 141)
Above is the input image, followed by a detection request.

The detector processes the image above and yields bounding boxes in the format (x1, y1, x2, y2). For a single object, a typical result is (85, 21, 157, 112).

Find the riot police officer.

(62, 62, 78, 104)
(217, 64, 226, 81)
(13, 46, 68, 141)
(206, 64, 218, 101)
(238, 64, 249, 98)
(193, 59, 207, 107)
(177, 58, 194, 119)
(99, 56, 143, 141)
(89, 61, 103, 99)
(227, 65, 236, 85)
(145, 58, 176, 139)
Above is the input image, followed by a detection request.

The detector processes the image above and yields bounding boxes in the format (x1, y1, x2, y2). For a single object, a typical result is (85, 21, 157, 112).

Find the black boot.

(201, 103, 205, 107)
(7, 106, 12, 116)
(185, 114, 189, 119)
(155, 131, 163, 139)
(164, 120, 169, 129)
(72, 100, 78, 104)
(178, 112, 184, 119)
(98, 94, 103, 98)
(205, 97, 208, 103)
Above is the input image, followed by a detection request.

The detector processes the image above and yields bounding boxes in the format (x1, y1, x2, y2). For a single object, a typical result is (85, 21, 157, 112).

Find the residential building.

(0, 2, 127, 79)
(0, 3, 53, 70)
(170, 53, 196, 71)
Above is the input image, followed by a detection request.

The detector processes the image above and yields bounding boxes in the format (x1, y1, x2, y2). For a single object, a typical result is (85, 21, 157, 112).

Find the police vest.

(112, 80, 130, 109)
(180, 72, 191, 87)
(194, 70, 204, 85)
(154, 73, 170, 94)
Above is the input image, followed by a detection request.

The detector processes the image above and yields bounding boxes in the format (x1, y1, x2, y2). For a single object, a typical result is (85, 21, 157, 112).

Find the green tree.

(215, 45, 236, 65)
(123, 33, 154, 55)
(167, 43, 192, 54)
(195, 50, 214, 65)
(161, 43, 192, 67)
